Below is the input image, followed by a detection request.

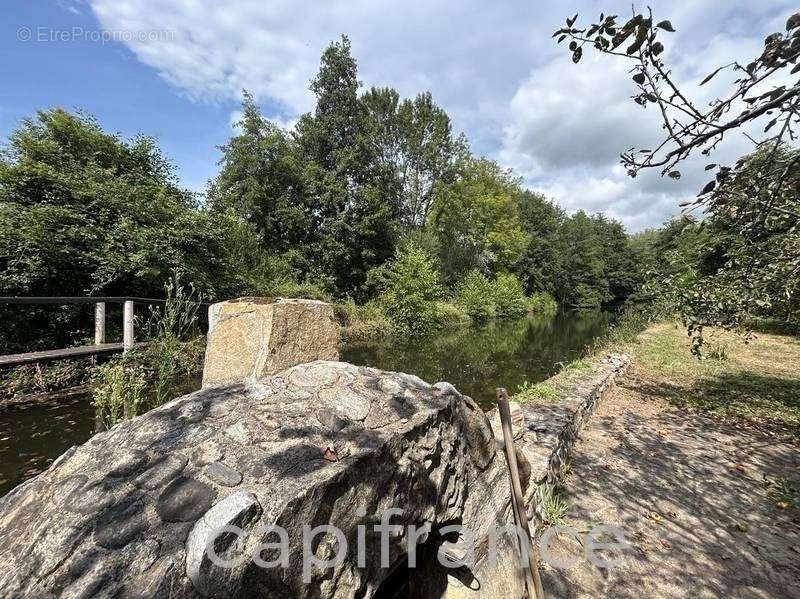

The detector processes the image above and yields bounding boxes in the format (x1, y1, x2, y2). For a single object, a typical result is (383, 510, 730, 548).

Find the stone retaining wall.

(520, 353, 630, 514)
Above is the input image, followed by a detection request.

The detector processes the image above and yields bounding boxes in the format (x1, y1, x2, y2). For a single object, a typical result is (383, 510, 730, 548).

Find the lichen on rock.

(0, 361, 525, 598)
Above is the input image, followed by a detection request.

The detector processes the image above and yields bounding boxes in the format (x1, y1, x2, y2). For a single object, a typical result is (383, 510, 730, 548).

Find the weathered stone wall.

(484, 353, 629, 519)
(512, 353, 630, 514)
(202, 298, 339, 389)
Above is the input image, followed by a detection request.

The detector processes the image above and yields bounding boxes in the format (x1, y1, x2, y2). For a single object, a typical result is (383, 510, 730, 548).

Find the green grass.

(514, 381, 558, 403)
(630, 323, 800, 432)
(512, 357, 599, 404)
(538, 483, 570, 525)
(563, 359, 591, 371)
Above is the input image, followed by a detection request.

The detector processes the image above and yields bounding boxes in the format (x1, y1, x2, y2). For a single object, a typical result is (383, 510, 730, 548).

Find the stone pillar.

(201, 297, 339, 388)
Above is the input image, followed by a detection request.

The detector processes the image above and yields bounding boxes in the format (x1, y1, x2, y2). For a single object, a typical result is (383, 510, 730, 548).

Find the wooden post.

(497, 387, 546, 599)
(94, 302, 106, 345)
(123, 300, 134, 351)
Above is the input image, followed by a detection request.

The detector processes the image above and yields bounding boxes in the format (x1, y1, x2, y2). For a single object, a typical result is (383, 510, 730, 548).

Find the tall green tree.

(208, 92, 308, 261)
(555, 211, 611, 307)
(295, 36, 400, 296)
(429, 158, 528, 282)
(591, 214, 641, 303)
(364, 88, 468, 229)
(514, 190, 564, 295)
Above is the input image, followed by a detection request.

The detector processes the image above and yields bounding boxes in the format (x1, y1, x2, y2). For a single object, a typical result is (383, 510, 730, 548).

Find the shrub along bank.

(339, 242, 558, 341)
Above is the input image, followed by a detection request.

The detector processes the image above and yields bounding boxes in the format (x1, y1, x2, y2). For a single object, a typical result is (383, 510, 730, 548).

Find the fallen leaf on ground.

(322, 446, 339, 462)
(775, 500, 790, 509)
(736, 522, 749, 533)
(658, 429, 669, 437)
(649, 512, 662, 523)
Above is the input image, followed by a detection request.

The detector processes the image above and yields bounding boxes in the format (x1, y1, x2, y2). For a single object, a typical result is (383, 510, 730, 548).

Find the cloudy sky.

(2, 1, 795, 231)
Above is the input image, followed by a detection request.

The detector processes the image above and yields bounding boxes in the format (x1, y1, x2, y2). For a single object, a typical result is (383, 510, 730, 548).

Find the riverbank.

(336, 293, 558, 342)
(542, 321, 800, 597)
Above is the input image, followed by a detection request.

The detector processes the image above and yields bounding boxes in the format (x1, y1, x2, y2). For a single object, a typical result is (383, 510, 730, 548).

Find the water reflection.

(0, 390, 95, 497)
(0, 310, 611, 497)
(341, 310, 613, 410)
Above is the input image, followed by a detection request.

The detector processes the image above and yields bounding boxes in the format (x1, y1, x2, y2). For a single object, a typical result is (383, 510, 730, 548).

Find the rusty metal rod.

(497, 387, 546, 599)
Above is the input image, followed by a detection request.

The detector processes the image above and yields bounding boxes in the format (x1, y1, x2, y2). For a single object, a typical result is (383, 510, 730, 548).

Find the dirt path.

(542, 366, 800, 598)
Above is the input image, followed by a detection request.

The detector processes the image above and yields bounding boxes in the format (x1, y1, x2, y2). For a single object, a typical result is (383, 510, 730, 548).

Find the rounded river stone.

(95, 500, 148, 549)
(155, 477, 215, 523)
(107, 450, 149, 478)
(134, 454, 188, 490)
(204, 462, 242, 487)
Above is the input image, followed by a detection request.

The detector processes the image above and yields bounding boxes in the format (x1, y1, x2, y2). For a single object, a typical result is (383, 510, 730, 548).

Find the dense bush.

(435, 301, 471, 327)
(492, 273, 528, 318)
(454, 271, 557, 323)
(527, 292, 558, 316)
(383, 243, 443, 335)
(456, 270, 496, 322)
(336, 297, 392, 341)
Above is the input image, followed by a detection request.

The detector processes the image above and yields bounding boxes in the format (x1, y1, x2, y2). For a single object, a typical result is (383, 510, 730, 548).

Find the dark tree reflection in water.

(0, 310, 611, 497)
(342, 310, 613, 410)
(0, 391, 95, 497)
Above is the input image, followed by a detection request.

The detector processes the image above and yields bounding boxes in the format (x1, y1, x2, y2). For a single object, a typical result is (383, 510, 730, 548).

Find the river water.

(341, 310, 613, 409)
(0, 310, 611, 497)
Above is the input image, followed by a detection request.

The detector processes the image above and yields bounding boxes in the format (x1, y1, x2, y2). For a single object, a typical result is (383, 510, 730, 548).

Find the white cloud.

(57, 0, 84, 15)
(499, 2, 796, 230)
(84, 0, 798, 231)
(228, 110, 243, 133)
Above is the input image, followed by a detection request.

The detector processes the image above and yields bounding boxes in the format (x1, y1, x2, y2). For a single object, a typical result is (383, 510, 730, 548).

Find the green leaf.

(699, 66, 725, 86)
(626, 26, 648, 55)
(699, 180, 716, 195)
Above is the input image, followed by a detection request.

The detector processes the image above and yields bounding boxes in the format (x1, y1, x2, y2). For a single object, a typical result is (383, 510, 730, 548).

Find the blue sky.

(2, 1, 796, 230)
(1, 1, 246, 192)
